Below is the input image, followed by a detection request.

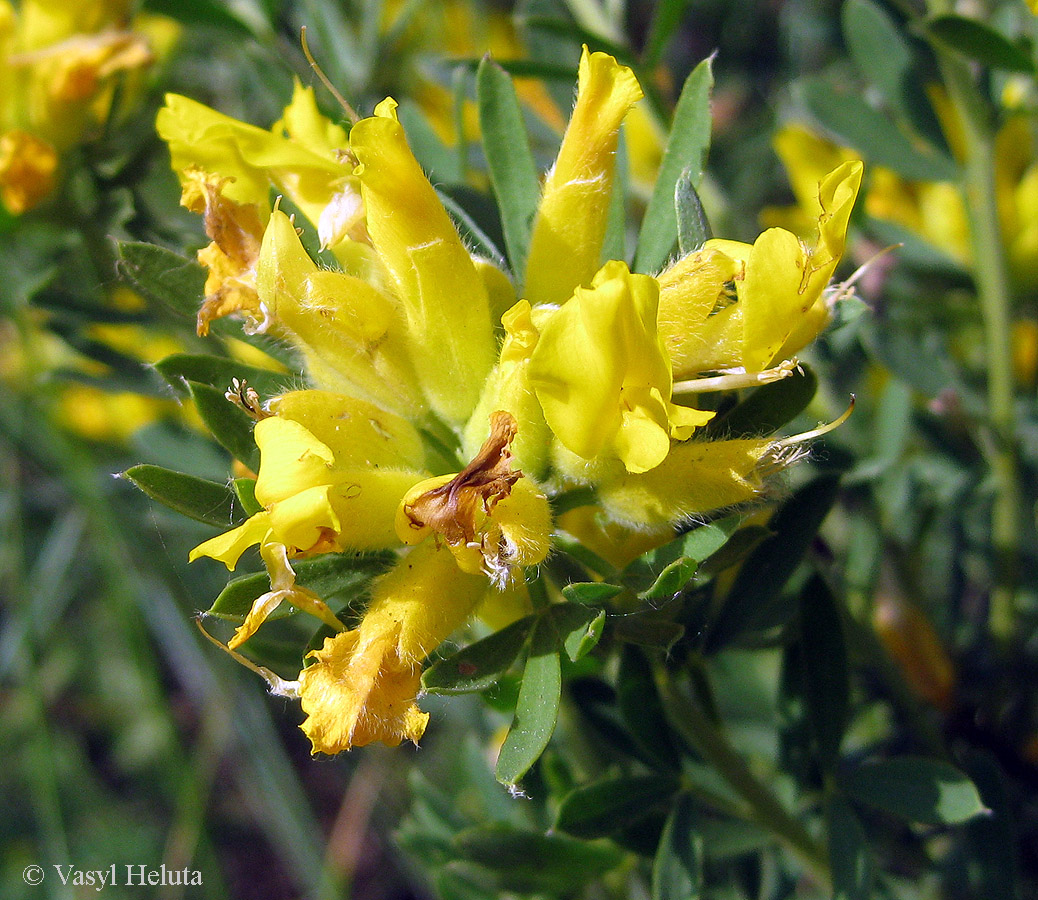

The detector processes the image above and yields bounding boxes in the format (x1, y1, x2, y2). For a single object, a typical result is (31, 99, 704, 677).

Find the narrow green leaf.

(155, 353, 295, 399)
(477, 57, 541, 275)
(116, 241, 205, 319)
(704, 365, 818, 439)
(234, 477, 262, 516)
(625, 516, 740, 595)
(561, 582, 624, 605)
(618, 645, 682, 772)
(550, 603, 606, 661)
(826, 797, 873, 900)
(453, 824, 623, 894)
(797, 575, 849, 767)
(675, 169, 713, 257)
(495, 619, 562, 785)
(927, 14, 1036, 74)
(636, 57, 714, 274)
(187, 381, 259, 471)
(640, 556, 700, 602)
(841, 757, 989, 825)
(799, 76, 957, 182)
(652, 793, 702, 900)
(208, 553, 393, 620)
(706, 475, 840, 652)
(555, 774, 680, 838)
(422, 616, 536, 694)
(122, 464, 238, 527)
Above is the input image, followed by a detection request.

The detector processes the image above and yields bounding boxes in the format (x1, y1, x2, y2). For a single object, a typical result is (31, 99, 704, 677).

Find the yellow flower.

(349, 97, 496, 424)
(528, 260, 713, 474)
(773, 119, 1038, 289)
(299, 541, 489, 752)
(0, 128, 56, 213)
(524, 47, 643, 306)
(157, 82, 351, 231)
(659, 160, 863, 376)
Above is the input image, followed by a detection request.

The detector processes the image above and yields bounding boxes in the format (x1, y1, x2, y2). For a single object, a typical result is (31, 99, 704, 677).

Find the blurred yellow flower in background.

(0, 0, 176, 214)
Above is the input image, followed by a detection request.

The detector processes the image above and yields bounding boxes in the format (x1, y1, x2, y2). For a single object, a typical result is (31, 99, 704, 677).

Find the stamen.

(774, 395, 855, 446)
(225, 378, 270, 419)
(672, 359, 801, 395)
(300, 26, 361, 125)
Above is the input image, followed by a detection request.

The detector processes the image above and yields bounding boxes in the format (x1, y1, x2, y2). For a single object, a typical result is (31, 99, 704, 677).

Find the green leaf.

(452, 824, 623, 894)
(826, 796, 873, 900)
(495, 618, 562, 785)
(422, 616, 537, 694)
(115, 241, 206, 319)
(618, 645, 682, 771)
(636, 57, 714, 274)
(842, 0, 946, 150)
(155, 353, 296, 400)
(625, 516, 740, 595)
(122, 465, 239, 527)
(477, 57, 541, 276)
(561, 582, 624, 605)
(675, 169, 713, 257)
(187, 381, 259, 471)
(555, 774, 680, 839)
(704, 365, 818, 439)
(799, 76, 957, 182)
(208, 553, 393, 620)
(652, 793, 702, 900)
(841, 757, 989, 825)
(797, 575, 849, 767)
(927, 14, 1036, 74)
(550, 603, 606, 662)
(706, 476, 840, 652)
(234, 477, 262, 516)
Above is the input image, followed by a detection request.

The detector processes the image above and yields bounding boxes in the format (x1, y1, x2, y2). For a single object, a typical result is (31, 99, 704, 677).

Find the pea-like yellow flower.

(658, 160, 863, 376)
(529, 260, 713, 474)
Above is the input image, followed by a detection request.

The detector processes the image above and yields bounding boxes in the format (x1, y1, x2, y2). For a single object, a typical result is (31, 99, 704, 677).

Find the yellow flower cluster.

(163, 48, 862, 753)
(0, 0, 175, 214)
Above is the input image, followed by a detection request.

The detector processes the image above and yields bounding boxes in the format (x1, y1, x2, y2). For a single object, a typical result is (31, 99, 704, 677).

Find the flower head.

(169, 45, 862, 754)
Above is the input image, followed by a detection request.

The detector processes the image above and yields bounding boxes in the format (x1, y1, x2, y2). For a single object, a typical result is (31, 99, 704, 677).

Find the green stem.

(925, 8, 1020, 642)
(657, 669, 832, 889)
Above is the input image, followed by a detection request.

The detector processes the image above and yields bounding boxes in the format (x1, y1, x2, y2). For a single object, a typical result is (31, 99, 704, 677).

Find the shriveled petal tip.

(299, 631, 428, 752)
